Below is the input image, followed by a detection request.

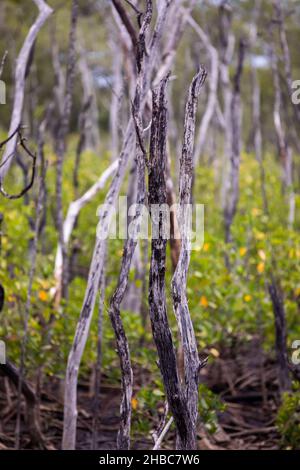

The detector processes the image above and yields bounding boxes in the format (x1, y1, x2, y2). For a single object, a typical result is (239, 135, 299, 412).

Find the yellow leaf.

(7, 294, 16, 302)
(254, 231, 265, 240)
(251, 208, 261, 217)
(244, 294, 252, 302)
(131, 397, 138, 410)
(239, 247, 247, 257)
(38, 290, 48, 302)
(289, 249, 295, 259)
(210, 348, 219, 358)
(38, 279, 50, 290)
(200, 296, 208, 307)
(258, 249, 266, 261)
(257, 262, 265, 274)
(203, 243, 210, 252)
(294, 287, 300, 297)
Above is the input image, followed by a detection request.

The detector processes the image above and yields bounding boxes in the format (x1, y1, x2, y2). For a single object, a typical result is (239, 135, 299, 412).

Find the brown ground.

(0, 338, 282, 450)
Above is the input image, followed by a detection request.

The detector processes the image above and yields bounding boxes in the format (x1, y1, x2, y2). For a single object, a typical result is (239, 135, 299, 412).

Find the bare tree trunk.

(273, 0, 300, 123)
(148, 75, 194, 450)
(121, 162, 142, 314)
(73, 97, 93, 197)
(109, 26, 124, 160)
(187, 15, 219, 165)
(252, 66, 269, 215)
(153, 0, 197, 87)
(15, 148, 48, 449)
(269, 27, 295, 228)
(91, 254, 106, 450)
(53, 161, 118, 301)
(62, 0, 175, 450)
(77, 43, 101, 151)
(55, 0, 79, 305)
(108, 3, 153, 443)
(268, 277, 291, 392)
(0, 0, 53, 181)
(166, 146, 181, 272)
(224, 39, 246, 246)
(219, 2, 235, 209)
(50, 21, 66, 119)
(171, 68, 207, 449)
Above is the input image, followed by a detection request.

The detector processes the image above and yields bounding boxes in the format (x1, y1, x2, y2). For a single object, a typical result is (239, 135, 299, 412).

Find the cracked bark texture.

(171, 68, 207, 449)
(148, 75, 195, 450)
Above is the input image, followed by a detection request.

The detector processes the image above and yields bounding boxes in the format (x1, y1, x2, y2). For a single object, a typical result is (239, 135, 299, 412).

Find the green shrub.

(276, 387, 300, 449)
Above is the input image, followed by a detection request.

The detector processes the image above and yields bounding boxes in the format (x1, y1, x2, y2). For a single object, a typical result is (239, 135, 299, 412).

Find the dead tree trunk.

(62, 0, 175, 450)
(269, 27, 295, 228)
(15, 152, 48, 449)
(252, 68, 269, 215)
(268, 277, 291, 392)
(273, 0, 300, 123)
(219, 1, 235, 209)
(91, 259, 106, 450)
(77, 43, 101, 151)
(0, 0, 53, 181)
(148, 75, 194, 450)
(224, 39, 246, 246)
(109, 24, 124, 160)
(171, 68, 207, 448)
(187, 15, 219, 165)
(108, 2, 152, 449)
(55, 0, 79, 305)
(166, 147, 181, 272)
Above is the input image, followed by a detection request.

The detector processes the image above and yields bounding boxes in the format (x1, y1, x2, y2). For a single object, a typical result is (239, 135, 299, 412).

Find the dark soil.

(0, 338, 283, 450)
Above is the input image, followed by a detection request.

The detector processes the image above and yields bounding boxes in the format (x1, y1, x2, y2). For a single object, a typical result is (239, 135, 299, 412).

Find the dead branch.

(0, 0, 53, 181)
(112, 0, 138, 56)
(153, 0, 197, 87)
(0, 130, 37, 200)
(53, 160, 118, 301)
(0, 360, 45, 448)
